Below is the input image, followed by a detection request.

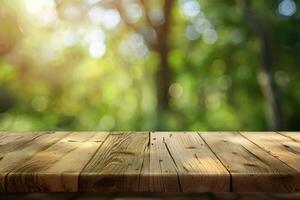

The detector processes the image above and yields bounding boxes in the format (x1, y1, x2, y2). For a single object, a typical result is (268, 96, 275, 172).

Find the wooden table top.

(0, 132, 300, 193)
(1, 193, 300, 200)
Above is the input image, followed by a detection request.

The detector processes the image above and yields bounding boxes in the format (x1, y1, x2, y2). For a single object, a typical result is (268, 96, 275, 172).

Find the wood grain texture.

(149, 132, 181, 192)
(6, 132, 109, 192)
(279, 132, 300, 142)
(150, 132, 229, 192)
(199, 132, 300, 192)
(1, 193, 300, 200)
(241, 132, 300, 173)
(0, 132, 300, 193)
(79, 132, 149, 192)
(0, 132, 68, 192)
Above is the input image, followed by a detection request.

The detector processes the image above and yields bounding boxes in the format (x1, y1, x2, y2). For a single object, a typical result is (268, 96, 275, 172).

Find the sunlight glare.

(23, 0, 58, 26)
(84, 29, 106, 59)
(89, 42, 106, 59)
(102, 9, 121, 29)
(24, 0, 56, 14)
(88, 7, 120, 29)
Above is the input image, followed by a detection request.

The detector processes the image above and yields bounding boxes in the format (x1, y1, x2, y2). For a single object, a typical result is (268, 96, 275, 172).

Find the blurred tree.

(237, 0, 286, 130)
(0, 2, 23, 55)
(0, 0, 299, 131)
(107, 0, 175, 129)
(0, 86, 16, 113)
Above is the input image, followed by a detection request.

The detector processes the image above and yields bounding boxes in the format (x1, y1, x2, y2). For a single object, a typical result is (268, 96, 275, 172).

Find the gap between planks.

(5, 132, 110, 192)
(238, 132, 300, 173)
(199, 131, 300, 192)
(76, 131, 112, 191)
(197, 132, 232, 192)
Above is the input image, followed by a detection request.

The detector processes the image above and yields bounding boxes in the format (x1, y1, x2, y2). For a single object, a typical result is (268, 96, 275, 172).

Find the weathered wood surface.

(1, 193, 300, 200)
(80, 132, 149, 192)
(199, 132, 300, 192)
(150, 132, 229, 192)
(6, 132, 109, 192)
(0, 131, 300, 192)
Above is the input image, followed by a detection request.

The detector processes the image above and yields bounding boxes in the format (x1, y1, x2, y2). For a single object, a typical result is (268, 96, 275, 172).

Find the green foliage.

(0, 0, 299, 131)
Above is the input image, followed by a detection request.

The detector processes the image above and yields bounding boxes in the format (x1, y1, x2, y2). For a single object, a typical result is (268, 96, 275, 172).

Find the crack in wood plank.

(197, 132, 232, 192)
(6, 132, 109, 192)
(79, 132, 148, 192)
(162, 137, 182, 192)
(239, 132, 300, 173)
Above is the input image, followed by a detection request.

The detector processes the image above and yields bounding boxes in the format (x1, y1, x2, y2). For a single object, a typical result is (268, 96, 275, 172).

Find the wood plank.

(0, 132, 68, 192)
(241, 132, 300, 173)
(0, 132, 44, 191)
(279, 132, 300, 142)
(139, 137, 150, 192)
(150, 132, 229, 192)
(1, 131, 300, 193)
(2, 193, 300, 200)
(6, 132, 109, 192)
(149, 132, 181, 192)
(199, 132, 300, 192)
(79, 132, 149, 192)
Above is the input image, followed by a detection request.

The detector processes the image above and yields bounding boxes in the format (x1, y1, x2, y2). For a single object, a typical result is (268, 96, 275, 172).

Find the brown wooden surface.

(199, 132, 300, 192)
(0, 131, 300, 192)
(80, 132, 149, 192)
(150, 132, 229, 192)
(1, 193, 300, 200)
(6, 132, 109, 192)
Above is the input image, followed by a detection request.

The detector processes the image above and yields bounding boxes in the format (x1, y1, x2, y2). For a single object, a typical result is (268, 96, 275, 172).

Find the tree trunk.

(237, 0, 286, 130)
(114, 0, 174, 129)
(154, 0, 173, 129)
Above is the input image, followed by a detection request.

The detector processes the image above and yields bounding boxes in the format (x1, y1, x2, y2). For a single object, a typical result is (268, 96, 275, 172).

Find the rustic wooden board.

(6, 132, 109, 192)
(199, 132, 300, 192)
(79, 132, 149, 192)
(279, 132, 300, 142)
(1, 193, 300, 200)
(139, 134, 150, 192)
(150, 132, 229, 192)
(0, 132, 300, 193)
(241, 132, 300, 173)
(0, 132, 68, 192)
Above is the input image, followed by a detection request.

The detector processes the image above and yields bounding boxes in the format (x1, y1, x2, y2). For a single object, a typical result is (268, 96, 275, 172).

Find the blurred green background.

(0, 0, 299, 131)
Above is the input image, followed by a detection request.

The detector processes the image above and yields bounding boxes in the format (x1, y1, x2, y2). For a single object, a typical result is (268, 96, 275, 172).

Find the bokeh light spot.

(181, 0, 200, 18)
(84, 0, 103, 5)
(203, 29, 218, 44)
(63, 31, 78, 47)
(186, 25, 200, 40)
(169, 83, 183, 98)
(125, 3, 143, 23)
(89, 42, 106, 59)
(102, 9, 121, 29)
(278, 0, 297, 17)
